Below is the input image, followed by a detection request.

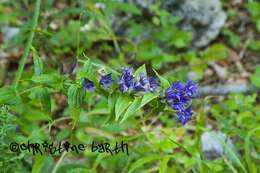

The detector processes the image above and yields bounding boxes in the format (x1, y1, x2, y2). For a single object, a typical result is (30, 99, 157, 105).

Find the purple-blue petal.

(100, 73, 113, 89)
(134, 73, 150, 92)
(82, 78, 95, 91)
(149, 76, 160, 92)
(165, 79, 198, 125)
(119, 67, 134, 93)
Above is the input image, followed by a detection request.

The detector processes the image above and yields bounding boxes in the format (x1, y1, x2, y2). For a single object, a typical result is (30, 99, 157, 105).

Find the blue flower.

(176, 106, 193, 125)
(99, 73, 113, 89)
(119, 67, 134, 93)
(148, 76, 160, 92)
(183, 79, 198, 99)
(165, 82, 188, 106)
(165, 79, 198, 124)
(134, 73, 150, 92)
(82, 78, 94, 91)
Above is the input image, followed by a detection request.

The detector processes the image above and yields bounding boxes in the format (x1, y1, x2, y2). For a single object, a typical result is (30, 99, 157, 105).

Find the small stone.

(95, 2, 106, 9)
(204, 68, 214, 77)
(0, 26, 19, 43)
(209, 62, 228, 80)
(50, 22, 59, 30)
(201, 131, 235, 160)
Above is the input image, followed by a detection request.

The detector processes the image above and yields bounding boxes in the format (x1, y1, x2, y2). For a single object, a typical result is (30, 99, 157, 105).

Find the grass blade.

(13, 0, 41, 89)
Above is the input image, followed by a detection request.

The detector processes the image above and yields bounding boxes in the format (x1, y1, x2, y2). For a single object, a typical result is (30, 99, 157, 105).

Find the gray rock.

(0, 51, 8, 59)
(201, 131, 235, 160)
(123, 0, 155, 9)
(111, 0, 226, 48)
(0, 26, 19, 43)
(165, 0, 227, 47)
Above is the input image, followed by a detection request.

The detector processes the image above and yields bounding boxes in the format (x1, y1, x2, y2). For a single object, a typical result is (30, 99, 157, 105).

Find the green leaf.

(247, 2, 260, 17)
(212, 133, 247, 173)
(120, 93, 159, 123)
(134, 64, 147, 76)
(222, 29, 240, 48)
(56, 128, 71, 141)
(105, 1, 141, 15)
(32, 156, 53, 173)
(58, 164, 94, 173)
(128, 155, 161, 173)
(222, 156, 239, 173)
(247, 2, 260, 32)
(31, 46, 43, 76)
(159, 156, 170, 173)
(115, 95, 132, 121)
(120, 97, 142, 123)
(140, 92, 159, 108)
(88, 108, 109, 116)
(244, 127, 260, 173)
(0, 86, 20, 105)
(153, 69, 170, 89)
(36, 87, 51, 117)
(108, 93, 117, 115)
(68, 84, 85, 128)
(248, 39, 260, 51)
(32, 156, 45, 173)
(32, 73, 60, 85)
(103, 94, 117, 125)
(83, 59, 93, 77)
(250, 65, 260, 87)
(117, 2, 141, 15)
(68, 168, 93, 173)
(202, 43, 229, 61)
(171, 31, 192, 48)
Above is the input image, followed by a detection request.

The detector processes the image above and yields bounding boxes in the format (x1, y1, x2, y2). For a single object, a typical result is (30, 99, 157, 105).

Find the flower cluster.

(118, 68, 161, 93)
(81, 67, 198, 125)
(165, 80, 198, 124)
(119, 68, 135, 92)
(100, 73, 114, 89)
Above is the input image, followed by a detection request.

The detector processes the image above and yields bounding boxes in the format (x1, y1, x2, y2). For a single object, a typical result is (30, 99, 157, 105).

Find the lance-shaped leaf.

(120, 92, 159, 123)
(31, 46, 44, 76)
(104, 93, 117, 124)
(83, 59, 94, 77)
(115, 95, 132, 121)
(128, 155, 161, 173)
(36, 87, 51, 118)
(134, 64, 147, 76)
(32, 155, 53, 173)
(32, 73, 60, 85)
(153, 69, 170, 89)
(159, 156, 171, 173)
(119, 97, 141, 123)
(0, 86, 20, 105)
(68, 84, 85, 128)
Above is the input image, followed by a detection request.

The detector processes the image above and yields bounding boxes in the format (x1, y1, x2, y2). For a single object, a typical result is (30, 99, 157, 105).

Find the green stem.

(52, 151, 67, 173)
(161, 130, 193, 157)
(13, 0, 41, 89)
(99, 13, 120, 53)
(76, 12, 84, 58)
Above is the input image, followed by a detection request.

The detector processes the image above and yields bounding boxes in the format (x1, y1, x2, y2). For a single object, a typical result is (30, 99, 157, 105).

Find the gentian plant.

(65, 59, 199, 127)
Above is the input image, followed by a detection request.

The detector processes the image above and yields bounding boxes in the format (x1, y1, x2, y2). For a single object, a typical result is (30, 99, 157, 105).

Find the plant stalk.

(13, 0, 41, 89)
